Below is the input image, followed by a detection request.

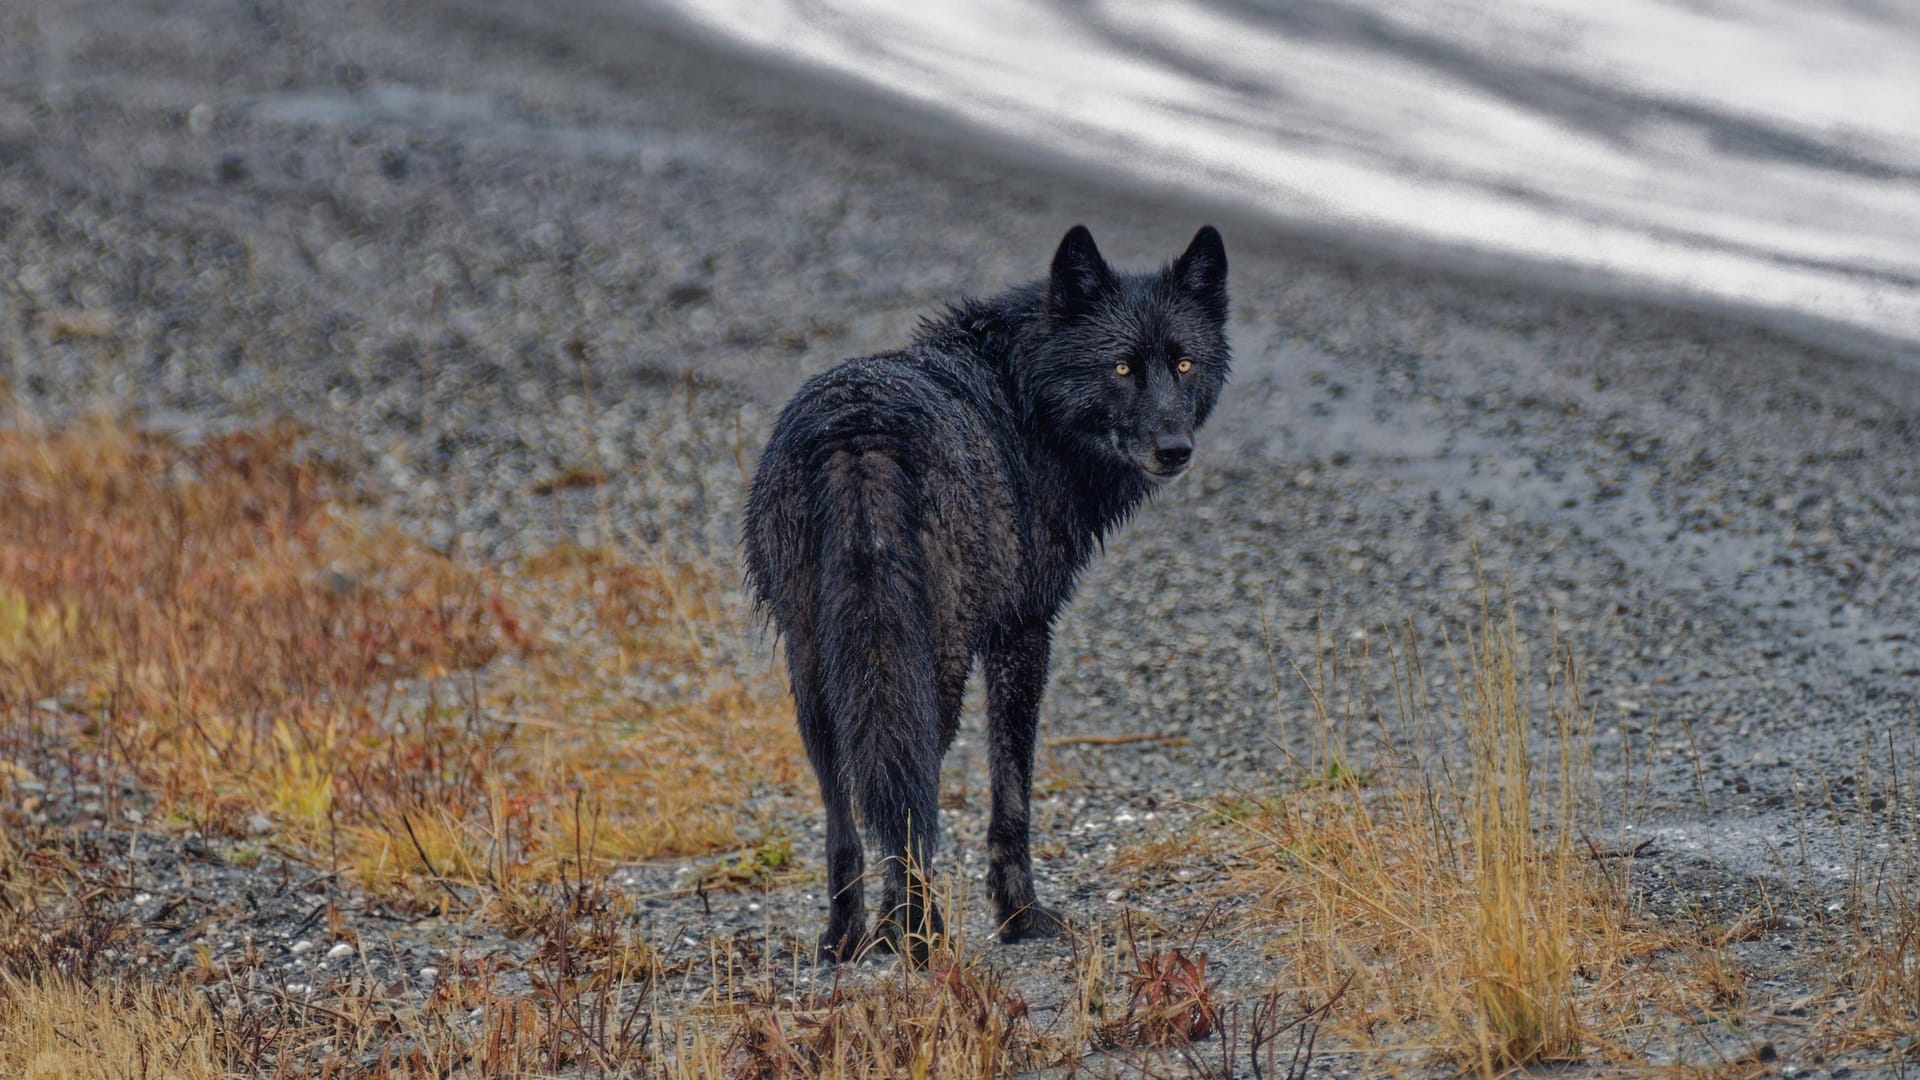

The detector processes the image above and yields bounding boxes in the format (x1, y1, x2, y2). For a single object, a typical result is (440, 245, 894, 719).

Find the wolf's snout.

(1153, 433, 1193, 471)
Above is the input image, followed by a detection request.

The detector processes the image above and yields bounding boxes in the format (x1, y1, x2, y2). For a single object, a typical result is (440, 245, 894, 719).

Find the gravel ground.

(5, 0, 1920, 1073)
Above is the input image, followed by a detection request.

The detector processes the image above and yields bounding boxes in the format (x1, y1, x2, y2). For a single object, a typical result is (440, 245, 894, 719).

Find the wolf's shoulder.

(778, 345, 1003, 425)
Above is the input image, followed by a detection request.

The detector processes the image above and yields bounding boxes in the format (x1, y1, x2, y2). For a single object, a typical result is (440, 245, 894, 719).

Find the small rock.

(187, 103, 215, 136)
(667, 281, 712, 308)
(290, 940, 314, 955)
(327, 943, 354, 959)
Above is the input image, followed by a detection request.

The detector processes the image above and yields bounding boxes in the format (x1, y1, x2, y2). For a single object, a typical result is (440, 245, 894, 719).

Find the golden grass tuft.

(0, 976, 228, 1080)
(1222, 607, 1690, 1072)
(1457, 611, 1583, 1069)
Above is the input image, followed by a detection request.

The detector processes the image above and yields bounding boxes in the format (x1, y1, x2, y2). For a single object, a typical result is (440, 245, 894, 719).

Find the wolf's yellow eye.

(1114, 362, 1130, 377)
(1176, 358, 1193, 374)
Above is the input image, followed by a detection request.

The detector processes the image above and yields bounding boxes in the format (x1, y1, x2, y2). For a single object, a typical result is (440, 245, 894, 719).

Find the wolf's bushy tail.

(814, 447, 941, 864)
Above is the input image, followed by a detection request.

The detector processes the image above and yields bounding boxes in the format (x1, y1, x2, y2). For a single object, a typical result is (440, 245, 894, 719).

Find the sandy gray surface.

(5, 0, 1920, 1073)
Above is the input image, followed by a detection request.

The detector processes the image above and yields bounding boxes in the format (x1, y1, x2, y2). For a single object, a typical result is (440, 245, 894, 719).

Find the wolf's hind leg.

(788, 630, 865, 963)
(856, 617, 946, 964)
(818, 787, 864, 962)
(871, 846, 944, 966)
(864, 680, 945, 963)
(985, 621, 1068, 942)
(936, 651, 969, 753)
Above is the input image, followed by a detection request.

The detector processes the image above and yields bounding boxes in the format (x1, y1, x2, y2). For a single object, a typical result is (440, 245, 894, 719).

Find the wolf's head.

(1027, 225, 1230, 482)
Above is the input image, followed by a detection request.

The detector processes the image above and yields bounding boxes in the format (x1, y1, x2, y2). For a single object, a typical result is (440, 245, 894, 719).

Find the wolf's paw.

(871, 905, 946, 967)
(868, 923, 929, 967)
(816, 921, 865, 966)
(996, 904, 1070, 943)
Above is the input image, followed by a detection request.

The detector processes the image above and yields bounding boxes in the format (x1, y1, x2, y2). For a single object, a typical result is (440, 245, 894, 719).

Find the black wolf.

(743, 225, 1230, 961)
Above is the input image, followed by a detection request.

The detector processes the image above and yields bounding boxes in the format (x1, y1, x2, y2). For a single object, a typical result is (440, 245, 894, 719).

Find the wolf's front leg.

(985, 621, 1069, 942)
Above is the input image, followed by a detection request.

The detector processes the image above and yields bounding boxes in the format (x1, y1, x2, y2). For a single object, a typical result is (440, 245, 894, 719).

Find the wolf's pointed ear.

(1174, 225, 1228, 313)
(1049, 225, 1114, 315)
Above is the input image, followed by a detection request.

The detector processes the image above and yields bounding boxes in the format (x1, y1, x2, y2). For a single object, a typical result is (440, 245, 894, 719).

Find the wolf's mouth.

(1141, 459, 1191, 481)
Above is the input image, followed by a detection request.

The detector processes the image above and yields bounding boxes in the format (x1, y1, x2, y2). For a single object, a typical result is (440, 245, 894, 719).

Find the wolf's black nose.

(1154, 434, 1192, 470)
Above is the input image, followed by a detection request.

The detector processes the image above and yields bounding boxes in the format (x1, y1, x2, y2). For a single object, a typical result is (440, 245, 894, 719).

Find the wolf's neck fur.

(916, 287, 1152, 562)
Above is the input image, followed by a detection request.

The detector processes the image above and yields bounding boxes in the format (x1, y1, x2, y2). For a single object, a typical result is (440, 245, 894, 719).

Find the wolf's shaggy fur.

(744, 225, 1231, 961)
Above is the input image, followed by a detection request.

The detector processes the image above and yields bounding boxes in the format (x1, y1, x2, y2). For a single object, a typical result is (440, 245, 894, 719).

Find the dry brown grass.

(674, 898, 1234, 1079)
(1215, 608, 1715, 1073)
(0, 851, 666, 1077)
(0, 419, 801, 912)
(0, 975, 230, 1080)
(1805, 730, 1920, 1065)
(712, 957, 1058, 1078)
(0, 415, 815, 1073)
